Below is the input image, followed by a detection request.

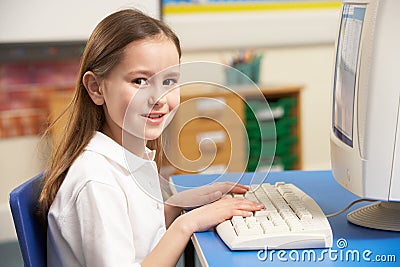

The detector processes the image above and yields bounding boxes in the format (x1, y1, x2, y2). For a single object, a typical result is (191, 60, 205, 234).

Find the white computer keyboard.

(216, 182, 333, 250)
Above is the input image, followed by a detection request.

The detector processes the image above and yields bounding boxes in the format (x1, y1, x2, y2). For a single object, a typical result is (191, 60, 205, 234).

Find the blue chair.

(9, 173, 47, 267)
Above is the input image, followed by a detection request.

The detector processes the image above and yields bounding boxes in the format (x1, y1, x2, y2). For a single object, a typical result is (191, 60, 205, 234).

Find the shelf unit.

(162, 83, 302, 176)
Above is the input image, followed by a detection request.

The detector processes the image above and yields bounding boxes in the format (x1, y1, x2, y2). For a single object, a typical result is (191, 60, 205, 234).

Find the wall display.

(162, 0, 341, 51)
(163, 0, 341, 14)
(0, 58, 79, 138)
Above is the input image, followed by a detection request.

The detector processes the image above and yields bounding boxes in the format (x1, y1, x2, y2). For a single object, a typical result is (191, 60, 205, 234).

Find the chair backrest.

(9, 173, 47, 267)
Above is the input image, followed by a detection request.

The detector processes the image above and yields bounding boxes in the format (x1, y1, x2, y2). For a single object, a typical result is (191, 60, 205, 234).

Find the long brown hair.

(39, 9, 181, 216)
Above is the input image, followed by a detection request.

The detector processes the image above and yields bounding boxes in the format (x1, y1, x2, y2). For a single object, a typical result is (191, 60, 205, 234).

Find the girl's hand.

(166, 182, 249, 209)
(177, 197, 264, 234)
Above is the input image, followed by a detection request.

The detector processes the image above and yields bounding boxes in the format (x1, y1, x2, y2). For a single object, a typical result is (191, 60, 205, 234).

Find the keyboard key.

(232, 216, 246, 226)
(245, 216, 257, 224)
(254, 209, 269, 217)
(244, 191, 258, 202)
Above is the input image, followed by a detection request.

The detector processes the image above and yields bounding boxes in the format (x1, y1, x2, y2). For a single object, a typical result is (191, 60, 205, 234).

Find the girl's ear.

(82, 71, 104, 105)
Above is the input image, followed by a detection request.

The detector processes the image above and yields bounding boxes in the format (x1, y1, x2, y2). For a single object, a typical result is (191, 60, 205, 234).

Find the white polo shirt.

(47, 131, 166, 267)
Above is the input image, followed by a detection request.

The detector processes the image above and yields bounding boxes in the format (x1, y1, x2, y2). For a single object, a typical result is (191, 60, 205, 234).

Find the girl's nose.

(148, 94, 167, 107)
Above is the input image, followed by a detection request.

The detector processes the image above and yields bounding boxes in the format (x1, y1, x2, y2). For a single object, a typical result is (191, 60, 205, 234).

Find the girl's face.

(100, 37, 180, 147)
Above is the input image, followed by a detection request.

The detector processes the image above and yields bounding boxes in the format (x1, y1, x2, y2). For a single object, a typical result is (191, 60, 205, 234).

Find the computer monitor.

(330, 0, 400, 231)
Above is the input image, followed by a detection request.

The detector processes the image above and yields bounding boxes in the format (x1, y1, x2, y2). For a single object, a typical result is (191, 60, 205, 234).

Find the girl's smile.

(142, 111, 167, 125)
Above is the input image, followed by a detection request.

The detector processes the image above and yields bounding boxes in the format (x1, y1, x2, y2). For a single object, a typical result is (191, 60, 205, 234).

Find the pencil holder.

(225, 55, 262, 86)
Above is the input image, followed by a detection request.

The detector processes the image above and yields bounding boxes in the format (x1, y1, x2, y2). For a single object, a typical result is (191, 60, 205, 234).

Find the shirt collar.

(85, 131, 156, 172)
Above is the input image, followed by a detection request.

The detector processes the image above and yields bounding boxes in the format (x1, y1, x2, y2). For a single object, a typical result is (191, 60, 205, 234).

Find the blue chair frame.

(9, 173, 47, 267)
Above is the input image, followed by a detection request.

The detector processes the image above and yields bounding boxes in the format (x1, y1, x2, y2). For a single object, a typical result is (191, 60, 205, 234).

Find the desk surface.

(171, 170, 400, 267)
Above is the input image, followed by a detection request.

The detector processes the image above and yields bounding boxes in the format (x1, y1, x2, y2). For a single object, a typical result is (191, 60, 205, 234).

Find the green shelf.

(246, 117, 297, 140)
(245, 97, 297, 122)
(245, 96, 299, 171)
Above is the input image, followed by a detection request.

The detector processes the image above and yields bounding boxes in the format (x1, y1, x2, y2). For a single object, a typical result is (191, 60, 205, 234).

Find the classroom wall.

(0, 0, 160, 43)
(0, 136, 47, 242)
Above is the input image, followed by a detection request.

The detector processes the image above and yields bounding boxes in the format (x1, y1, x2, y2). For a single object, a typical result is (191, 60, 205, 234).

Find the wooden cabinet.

(162, 83, 302, 176)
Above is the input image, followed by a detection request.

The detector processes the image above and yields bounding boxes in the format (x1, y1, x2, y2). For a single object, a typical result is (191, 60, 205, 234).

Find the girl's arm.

(143, 197, 263, 267)
(164, 202, 182, 229)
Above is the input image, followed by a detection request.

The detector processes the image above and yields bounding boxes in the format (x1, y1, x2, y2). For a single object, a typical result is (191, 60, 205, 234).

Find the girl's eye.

(132, 78, 148, 86)
(163, 79, 177, 86)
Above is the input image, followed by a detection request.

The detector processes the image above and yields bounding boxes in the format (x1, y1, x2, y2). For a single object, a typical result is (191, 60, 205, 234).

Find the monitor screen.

(332, 4, 366, 147)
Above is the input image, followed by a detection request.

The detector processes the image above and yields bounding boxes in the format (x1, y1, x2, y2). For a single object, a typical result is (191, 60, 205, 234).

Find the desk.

(171, 170, 400, 267)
